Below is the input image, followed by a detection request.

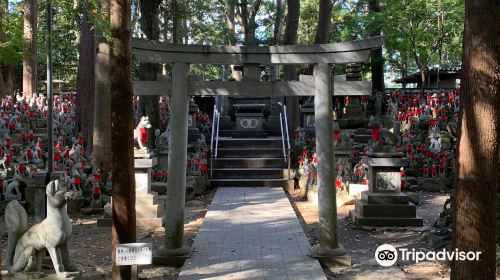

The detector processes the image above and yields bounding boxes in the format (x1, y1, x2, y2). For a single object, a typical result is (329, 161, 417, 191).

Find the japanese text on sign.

(116, 243, 153, 266)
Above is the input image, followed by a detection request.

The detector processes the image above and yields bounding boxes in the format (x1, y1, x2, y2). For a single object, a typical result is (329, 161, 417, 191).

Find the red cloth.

(139, 127, 148, 143)
(333, 130, 341, 141)
(371, 126, 381, 142)
(73, 176, 81, 185)
(26, 150, 32, 159)
(92, 186, 101, 200)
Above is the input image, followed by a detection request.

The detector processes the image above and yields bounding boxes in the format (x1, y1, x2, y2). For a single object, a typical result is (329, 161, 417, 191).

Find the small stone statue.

(133, 116, 152, 153)
(5, 180, 79, 278)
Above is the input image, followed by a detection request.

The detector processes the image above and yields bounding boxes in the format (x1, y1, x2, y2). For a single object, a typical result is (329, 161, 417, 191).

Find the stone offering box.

(234, 103, 265, 131)
(349, 153, 423, 227)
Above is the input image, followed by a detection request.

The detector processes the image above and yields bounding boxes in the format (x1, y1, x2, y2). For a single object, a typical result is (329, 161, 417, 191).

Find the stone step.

(216, 148, 283, 158)
(354, 200, 417, 218)
(211, 168, 290, 179)
(353, 134, 372, 143)
(212, 158, 287, 168)
(349, 211, 424, 227)
(218, 130, 282, 137)
(210, 178, 294, 189)
(217, 137, 283, 149)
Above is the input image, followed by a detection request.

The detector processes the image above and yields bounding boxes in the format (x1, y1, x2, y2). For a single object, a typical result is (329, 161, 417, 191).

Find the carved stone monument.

(349, 152, 423, 227)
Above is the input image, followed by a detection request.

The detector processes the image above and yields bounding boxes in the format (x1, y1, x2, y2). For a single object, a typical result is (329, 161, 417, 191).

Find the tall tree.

(314, 0, 332, 45)
(23, 0, 37, 100)
(451, 0, 499, 278)
(76, 5, 95, 156)
(284, 0, 300, 129)
(110, 0, 136, 278)
(368, 0, 384, 91)
(273, 0, 285, 45)
(235, 0, 262, 45)
(93, 0, 112, 173)
(138, 0, 161, 149)
(171, 0, 180, 44)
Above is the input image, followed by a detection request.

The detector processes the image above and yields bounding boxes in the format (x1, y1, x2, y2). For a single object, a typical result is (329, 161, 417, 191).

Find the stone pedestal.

(300, 100, 315, 136)
(188, 100, 201, 144)
(232, 103, 267, 138)
(350, 153, 423, 227)
(135, 158, 166, 229)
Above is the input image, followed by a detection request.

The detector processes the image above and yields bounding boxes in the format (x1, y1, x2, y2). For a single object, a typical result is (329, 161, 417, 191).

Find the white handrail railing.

(279, 112, 286, 159)
(214, 110, 221, 158)
(283, 105, 291, 152)
(210, 105, 216, 153)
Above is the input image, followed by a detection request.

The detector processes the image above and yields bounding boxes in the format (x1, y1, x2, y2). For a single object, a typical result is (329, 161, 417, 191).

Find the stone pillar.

(155, 62, 191, 266)
(134, 158, 165, 229)
(310, 63, 351, 266)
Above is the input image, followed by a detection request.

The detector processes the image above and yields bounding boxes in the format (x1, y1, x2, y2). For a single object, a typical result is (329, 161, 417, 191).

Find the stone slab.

(361, 191, 410, 205)
(349, 211, 424, 227)
(362, 156, 409, 167)
(134, 158, 158, 168)
(354, 200, 417, 218)
(178, 187, 327, 280)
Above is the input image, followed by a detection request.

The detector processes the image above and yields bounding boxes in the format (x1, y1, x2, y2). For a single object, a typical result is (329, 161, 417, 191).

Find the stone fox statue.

(5, 180, 77, 279)
(134, 116, 152, 152)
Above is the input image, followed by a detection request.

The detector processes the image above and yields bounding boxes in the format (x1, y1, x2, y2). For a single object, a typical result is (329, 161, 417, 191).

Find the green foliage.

(0, 2, 23, 65)
(0, 0, 464, 87)
(373, 0, 464, 74)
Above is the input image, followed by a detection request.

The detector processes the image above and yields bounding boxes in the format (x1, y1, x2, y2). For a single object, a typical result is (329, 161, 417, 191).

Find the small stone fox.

(5, 180, 77, 279)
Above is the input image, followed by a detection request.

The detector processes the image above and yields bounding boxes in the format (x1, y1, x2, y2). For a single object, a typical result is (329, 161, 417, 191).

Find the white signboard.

(116, 243, 153, 266)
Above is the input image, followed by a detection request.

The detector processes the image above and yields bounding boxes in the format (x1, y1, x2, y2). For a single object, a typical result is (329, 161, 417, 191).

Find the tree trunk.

(306, 0, 332, 74)
(93, 0, 113, 174)
(368, 0, 384, 91)
(110, 0, 136, 278)
(138, 0, 161, 150)
(314, 0, 332, 44)
(172, 0, 180, 44)
(225, 0, 240, 80)
(419, 67, 426, 89)
(0, 67, 5, 97)
(76, 7, 95, 156)
(451, 0, 499, 279)
(284, 0, 300, 130)
(3, 64, 15, 96)
(23, 0, 37, 100)
(273, 0, 284, 45)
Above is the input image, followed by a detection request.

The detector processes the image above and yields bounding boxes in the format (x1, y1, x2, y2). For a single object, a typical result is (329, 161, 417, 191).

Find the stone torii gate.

(131, 36, 384, 266)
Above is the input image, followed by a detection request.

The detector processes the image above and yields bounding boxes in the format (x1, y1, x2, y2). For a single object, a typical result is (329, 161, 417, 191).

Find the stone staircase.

(210, 136, 294, 190)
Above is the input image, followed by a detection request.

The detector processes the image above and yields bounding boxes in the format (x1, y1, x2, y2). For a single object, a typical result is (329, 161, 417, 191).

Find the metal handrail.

(283, 105, 291, 152)
(210, 105, 217, 179)
(279, 112, 286, 159)
(282, 105, 291, 179)
(214, 110, 221, 158)
(210, 105, 216, 153)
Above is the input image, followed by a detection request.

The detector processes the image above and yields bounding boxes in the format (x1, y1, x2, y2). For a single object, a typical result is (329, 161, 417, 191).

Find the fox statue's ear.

(46, 180, 55, 197)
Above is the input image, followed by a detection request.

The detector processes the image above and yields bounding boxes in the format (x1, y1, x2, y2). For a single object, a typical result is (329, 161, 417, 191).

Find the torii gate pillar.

(310, 63, 352, 266)
(155, 62, 192, 265)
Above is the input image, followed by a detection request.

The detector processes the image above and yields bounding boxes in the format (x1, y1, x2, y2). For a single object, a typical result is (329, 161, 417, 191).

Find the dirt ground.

(1, 189, 453, 280)
(288, 189, 451, 280)
(0, 189, 216, 280)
